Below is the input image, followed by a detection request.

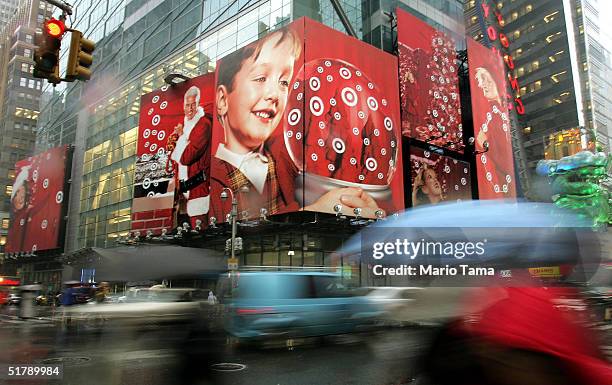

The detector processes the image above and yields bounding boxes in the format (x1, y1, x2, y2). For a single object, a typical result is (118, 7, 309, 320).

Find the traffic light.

(33, 18, 65, 84)
(66, 30, 95, 81)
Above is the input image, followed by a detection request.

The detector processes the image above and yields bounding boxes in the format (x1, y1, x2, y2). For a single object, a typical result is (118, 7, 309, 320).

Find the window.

(19, 78, 26, 87)
(531, 61, 539, 71)
(513, 30, 520, 39)
(0, 236, 6, 246)
(525, 4, 533, 13)
(21, 63, 29, 73)
(28, 79, 35, 88)
(25, 34, 32, 43)
(5, 185, 12, 196)
(23, 48, 31, 58)
(1, 219, 9, 229)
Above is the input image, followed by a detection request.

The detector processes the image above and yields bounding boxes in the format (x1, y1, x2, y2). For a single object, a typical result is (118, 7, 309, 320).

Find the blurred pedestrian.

(207, 290, 217, 305)
(419, 287, 612, 385)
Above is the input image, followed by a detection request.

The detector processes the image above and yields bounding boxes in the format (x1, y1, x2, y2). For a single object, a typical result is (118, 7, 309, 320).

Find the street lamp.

(220, 186, 249, 266)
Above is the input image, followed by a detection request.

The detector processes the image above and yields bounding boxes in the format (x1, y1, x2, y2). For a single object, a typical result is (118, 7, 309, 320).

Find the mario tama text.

(371, 264, 495, 277)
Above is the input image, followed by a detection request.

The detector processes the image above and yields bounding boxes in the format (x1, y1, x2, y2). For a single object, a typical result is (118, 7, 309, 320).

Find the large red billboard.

(467, 38, 517, 199)
(6, 146, 70, 254)
(210, 18, 403, 220)
(287, 18, 403, 218)
(410, 147, 471, 207)
(132, 73, 215, 233)
(397, 9, 464, 153)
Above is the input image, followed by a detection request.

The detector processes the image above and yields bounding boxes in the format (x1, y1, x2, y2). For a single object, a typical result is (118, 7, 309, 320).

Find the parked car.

(7, 293, 21, 306)
(224, 272, 384, 342)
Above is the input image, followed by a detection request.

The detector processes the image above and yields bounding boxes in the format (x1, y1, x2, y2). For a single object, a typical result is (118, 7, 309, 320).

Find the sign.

(228, 258, 239, 270)
(528, 266, 561, 278)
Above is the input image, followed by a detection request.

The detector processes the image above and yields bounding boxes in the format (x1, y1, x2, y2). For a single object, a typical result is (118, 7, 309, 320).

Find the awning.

(73, 245, 226, 282)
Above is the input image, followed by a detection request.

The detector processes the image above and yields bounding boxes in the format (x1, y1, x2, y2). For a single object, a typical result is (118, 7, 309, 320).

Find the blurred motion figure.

(419, 287, 612, 385)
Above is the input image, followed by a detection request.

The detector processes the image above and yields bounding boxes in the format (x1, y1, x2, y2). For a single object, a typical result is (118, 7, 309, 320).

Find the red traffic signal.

(45, 18, 65, 38)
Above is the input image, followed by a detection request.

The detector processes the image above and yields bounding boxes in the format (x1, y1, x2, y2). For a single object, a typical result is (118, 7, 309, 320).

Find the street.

(0, 316, 434, 385)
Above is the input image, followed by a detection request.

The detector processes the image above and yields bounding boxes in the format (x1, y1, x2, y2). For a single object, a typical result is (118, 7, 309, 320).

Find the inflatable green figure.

(536, 151, 611, 227)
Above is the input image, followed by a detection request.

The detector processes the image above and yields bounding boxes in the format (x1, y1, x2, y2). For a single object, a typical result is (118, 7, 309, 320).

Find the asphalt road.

(0, 319, 435, 385)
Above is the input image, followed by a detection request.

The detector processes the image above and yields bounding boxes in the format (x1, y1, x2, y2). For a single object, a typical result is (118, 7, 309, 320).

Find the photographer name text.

(371, 264, 495, 277)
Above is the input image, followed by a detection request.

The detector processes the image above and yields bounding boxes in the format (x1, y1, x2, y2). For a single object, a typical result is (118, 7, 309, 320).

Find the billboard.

(286, 18, 404, 218)
(132, 73, 215, 233)
(210, 18, 403, 220)
(410, 147, 471, 207)
(6, 146, 70, 254)
(467, 38, 517, 199)
(397, 9, 464, 153)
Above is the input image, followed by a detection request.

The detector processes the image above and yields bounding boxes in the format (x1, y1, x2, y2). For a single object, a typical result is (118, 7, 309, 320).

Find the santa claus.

(168, 85, 212, 226)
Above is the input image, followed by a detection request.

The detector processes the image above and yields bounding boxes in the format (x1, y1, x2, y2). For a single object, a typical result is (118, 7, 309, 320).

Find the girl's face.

(423, 168, 442, 197)
(477, 69, 499, 102)
(13, 185, 26, 210)
(224, 34, 296, 150)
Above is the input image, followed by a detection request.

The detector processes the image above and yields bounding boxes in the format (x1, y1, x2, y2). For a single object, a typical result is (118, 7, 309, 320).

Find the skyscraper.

(0, 0, 54, 261)
(465, 0, 611, 180)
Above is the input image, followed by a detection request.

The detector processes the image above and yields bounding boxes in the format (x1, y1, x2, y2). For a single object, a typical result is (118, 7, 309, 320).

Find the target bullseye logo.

(287, 109, 301, 126)
(367, 97, 378, 111)
(32, 170, 38, 182)
(152, 115, 161, 126)
(41, 219, 48, 229)
(340, 87, 358, 107)
(365, 158, 378, 171)
(160, 101, 168, 109)
(310, 96, 324, 116)
(309, 77, 320, 91)
(311, 153, 318, 161)
(43, 179, 49, 189)
(339, 67, 352, 79)
(143, 129, 151, 139)
(157, 131, 166, 140)
(286, 130, 294, 138)
(332, 138, 345, 154)
(384, 117, 393, 131)
(55, 191, 63, 204)
(142, 178, 151, 189)
(152, 95, 160, 103)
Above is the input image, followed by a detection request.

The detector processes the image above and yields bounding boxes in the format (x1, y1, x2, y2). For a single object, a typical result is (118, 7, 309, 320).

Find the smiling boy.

(210, 28, 302, 219)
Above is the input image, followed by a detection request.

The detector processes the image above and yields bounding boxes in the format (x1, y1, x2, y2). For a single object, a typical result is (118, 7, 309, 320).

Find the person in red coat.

(167, 85, 212, 227)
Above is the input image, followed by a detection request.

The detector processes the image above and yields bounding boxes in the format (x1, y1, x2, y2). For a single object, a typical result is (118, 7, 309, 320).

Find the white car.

(63, 288, 207, 328)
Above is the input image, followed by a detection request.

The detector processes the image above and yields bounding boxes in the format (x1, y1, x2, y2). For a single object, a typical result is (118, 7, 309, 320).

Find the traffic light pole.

(41, 0, 72, 15)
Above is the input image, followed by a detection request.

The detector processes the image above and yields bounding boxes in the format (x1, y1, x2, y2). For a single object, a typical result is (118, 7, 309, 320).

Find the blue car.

(224, 272, 384, 341)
